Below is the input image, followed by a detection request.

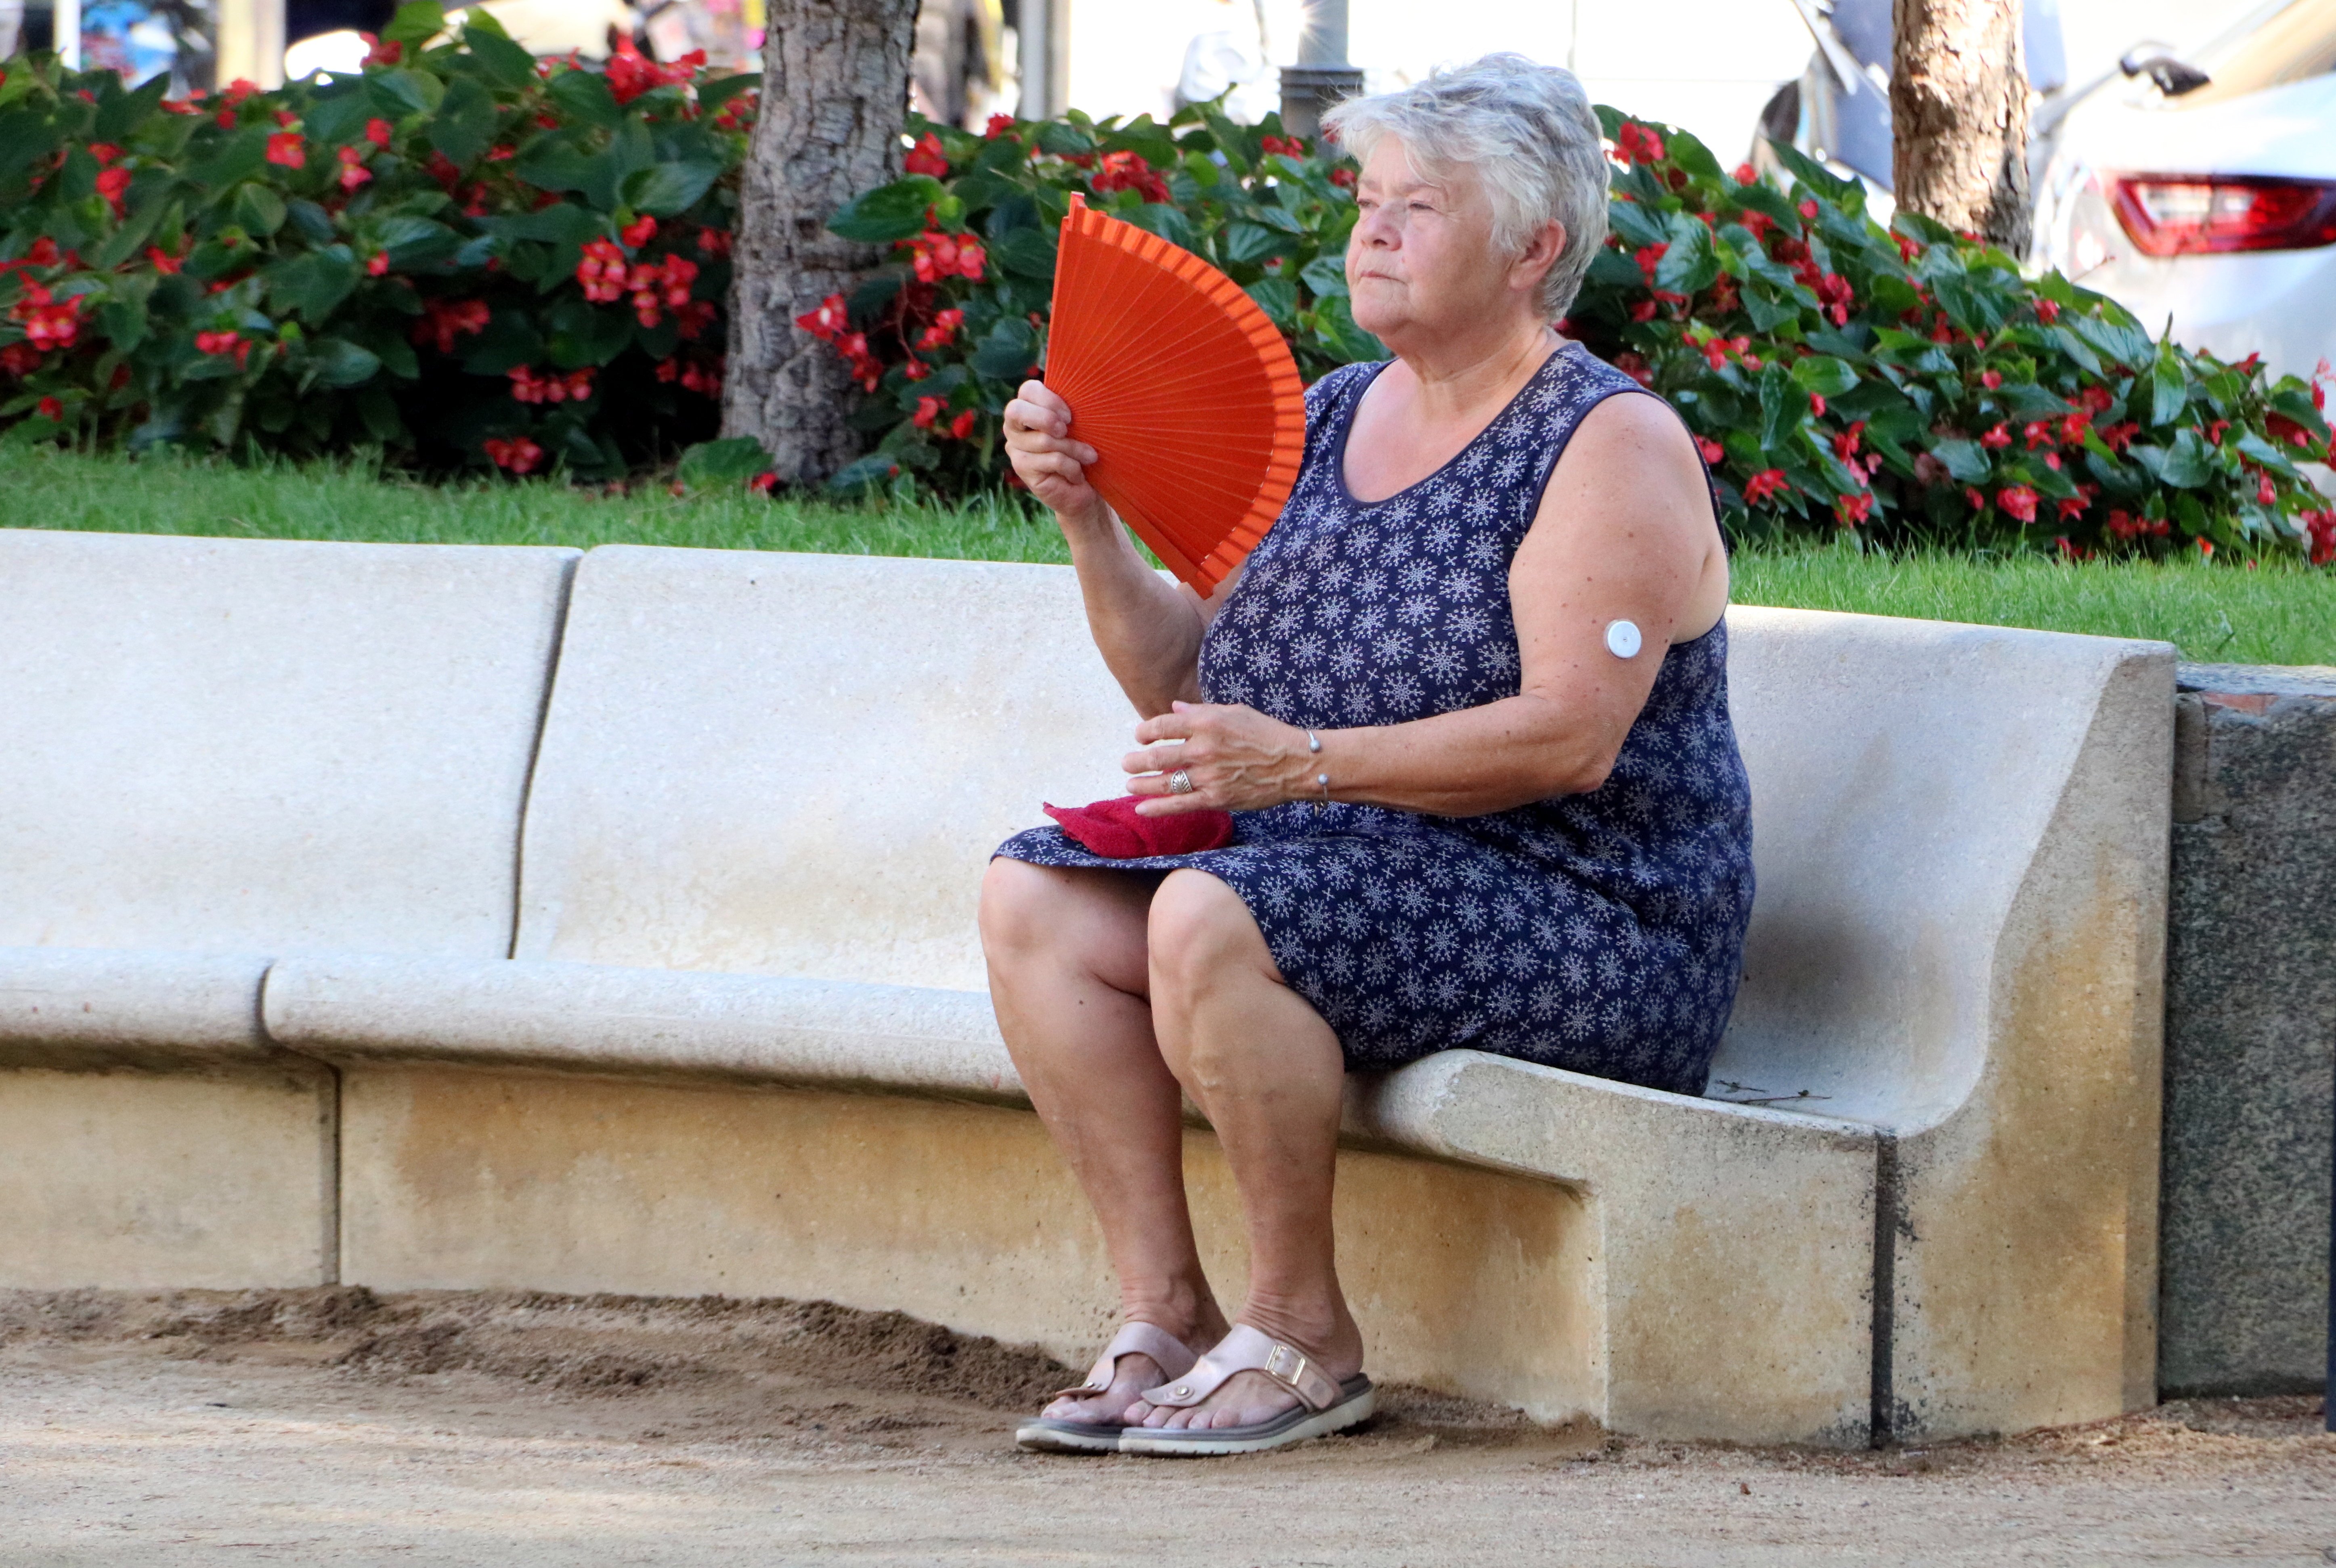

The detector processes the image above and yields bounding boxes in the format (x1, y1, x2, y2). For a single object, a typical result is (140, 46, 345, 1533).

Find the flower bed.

(809, 106, 2334, 564)
(0, 0, 752, 480)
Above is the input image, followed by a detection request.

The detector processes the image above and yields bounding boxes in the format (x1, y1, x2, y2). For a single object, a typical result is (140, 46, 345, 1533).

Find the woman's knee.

(978, 856, 1061, 962)
(1147, 871, 1273, 999)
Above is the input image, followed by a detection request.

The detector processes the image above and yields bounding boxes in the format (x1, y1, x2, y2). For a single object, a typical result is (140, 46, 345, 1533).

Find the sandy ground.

(1, 1289, 2331, 1567)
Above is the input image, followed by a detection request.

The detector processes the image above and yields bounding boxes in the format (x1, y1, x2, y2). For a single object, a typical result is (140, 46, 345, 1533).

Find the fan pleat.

(1044, 196, 1308, 593)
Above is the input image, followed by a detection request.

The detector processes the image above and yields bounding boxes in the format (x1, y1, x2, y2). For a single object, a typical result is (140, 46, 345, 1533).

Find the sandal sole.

(1117, 1378, 1375, 1457)
(1014, 1418, 1128, 1454)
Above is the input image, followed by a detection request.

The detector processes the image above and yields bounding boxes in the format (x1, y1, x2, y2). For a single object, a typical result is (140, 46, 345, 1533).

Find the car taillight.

(2109, 175, 2336, 256)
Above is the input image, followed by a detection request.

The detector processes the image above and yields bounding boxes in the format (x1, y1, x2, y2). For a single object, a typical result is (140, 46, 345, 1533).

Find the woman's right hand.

(1003, 380, 1104, 526)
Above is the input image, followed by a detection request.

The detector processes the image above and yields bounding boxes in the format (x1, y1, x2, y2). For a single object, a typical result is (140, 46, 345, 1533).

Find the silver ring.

(1167, 769, 1194, 795)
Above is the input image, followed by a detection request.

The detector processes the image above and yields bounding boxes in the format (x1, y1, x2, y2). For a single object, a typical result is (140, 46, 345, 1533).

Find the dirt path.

(2, 1289, 2331, 1566)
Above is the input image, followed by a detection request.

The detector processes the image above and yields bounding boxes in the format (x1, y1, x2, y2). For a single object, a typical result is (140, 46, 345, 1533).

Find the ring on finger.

(1168, 769, 1194, 795)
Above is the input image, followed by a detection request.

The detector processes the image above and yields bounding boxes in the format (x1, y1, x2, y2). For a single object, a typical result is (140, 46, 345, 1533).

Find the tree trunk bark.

(723, 0, 918, 485)
(1890, 0, 2031, 254)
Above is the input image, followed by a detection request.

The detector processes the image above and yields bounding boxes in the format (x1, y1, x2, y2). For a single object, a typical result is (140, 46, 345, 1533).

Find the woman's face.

(1345, 136, 1556, 348)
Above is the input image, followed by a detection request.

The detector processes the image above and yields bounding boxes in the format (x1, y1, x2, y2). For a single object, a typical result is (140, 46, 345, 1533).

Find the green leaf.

(231, 182, 287, 237)
(305, 336, 382, 389)
(1790, 354, 1858, 399)
(368, 68, 446, 119)
(991, 226, 1056, 280)
(2149, 351, 2189, 428)
(1222, 220, 1284, 264)
(1928, 438, 1992, 482)
(827, 175, 947, 244)
(1118, 201, 1194, 250)
(621, 160, 723, 218)
(463, 20, 541, 91)
(700, 72, 762, 116)
(264, 246, 361, 323)
(828, 451, 904, 494)
(1245, 276, 1299, 329)
(547, 68, 622, 129)
(678, 436, 772, 489)
(1654, 214, 1719, 296)
(93, 74, 169, 143)
(1757, 363, 1798, 450)
(2160, 427, 2213, 487)
(544, 295, 634, 367)
(972, 317, 1038, 380)
(1742, 280, 1801, 333)
(1300, 251, 1348, 299)
(430, 75, 501, 168)
(384, 1, 447, 43)
(1307, 295, 1384, 364)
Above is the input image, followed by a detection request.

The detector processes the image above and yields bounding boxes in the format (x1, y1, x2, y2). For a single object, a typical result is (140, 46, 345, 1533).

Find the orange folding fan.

(1045, 194, 1306, 593)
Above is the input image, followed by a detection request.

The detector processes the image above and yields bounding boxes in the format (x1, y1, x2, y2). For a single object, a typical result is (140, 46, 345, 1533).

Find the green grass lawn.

(5, 446, 2331, 667)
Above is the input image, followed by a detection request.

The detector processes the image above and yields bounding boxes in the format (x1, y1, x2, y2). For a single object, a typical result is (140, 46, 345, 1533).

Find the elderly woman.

(983, 54, 1751, 1457)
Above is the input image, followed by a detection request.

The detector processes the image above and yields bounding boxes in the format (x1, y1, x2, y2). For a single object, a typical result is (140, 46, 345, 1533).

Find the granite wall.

(2161, 663, 2336, 1396)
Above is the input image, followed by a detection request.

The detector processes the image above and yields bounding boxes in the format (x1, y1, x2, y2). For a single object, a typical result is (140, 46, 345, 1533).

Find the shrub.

(811, 107, 2336, 564)
(0, 1, 755, 480)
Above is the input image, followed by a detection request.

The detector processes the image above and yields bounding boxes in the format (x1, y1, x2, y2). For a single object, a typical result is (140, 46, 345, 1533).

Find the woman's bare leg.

(978, 857, 1231, 1422)
(1129, 869, 1364, 1430)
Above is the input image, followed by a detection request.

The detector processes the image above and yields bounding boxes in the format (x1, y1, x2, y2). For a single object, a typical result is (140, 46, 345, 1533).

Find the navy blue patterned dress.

(996, 344, 1755, 1096)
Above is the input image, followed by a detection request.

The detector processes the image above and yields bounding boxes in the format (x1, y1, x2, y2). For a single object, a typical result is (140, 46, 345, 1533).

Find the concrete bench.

(0, 529, 577, 1287)
(0, 538, 2175, 1445)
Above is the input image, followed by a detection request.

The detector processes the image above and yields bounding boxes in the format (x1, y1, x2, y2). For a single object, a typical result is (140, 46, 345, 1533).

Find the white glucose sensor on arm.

(1604, 619, 1643, 659)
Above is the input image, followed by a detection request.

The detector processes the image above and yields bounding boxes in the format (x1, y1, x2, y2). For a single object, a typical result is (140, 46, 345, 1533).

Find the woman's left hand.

(1124, 701, 1315, 815)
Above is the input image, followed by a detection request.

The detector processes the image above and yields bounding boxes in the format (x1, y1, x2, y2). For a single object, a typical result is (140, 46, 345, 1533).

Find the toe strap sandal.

(1014, 1321, 1200, 1453)
(1120, 1324, 1375, 1457)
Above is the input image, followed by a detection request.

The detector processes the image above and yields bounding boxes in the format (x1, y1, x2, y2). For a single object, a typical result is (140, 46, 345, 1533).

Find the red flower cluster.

(915, 307, 964, 350)
(195, 329, 253, 368)
(95, 166, 130, 216)
(36, 394, 61, 420)
(621, 214, 658, 247)
(1743, 468, 1790, 505)
(1814, 272, 1854, 327)
(904, 132, 950, 178)
(2105, 509, 2172, 543)
(507, 365, 595, 404)
(1613, 122, 1665, 166)
(577, 238, 628, 302)
(358, 33, 401, 67)
(654, 355, 723, 398)
(1259, 134, 1307, 159)
(412, 298, 491, 354)
(912, 395, 977, 440)
(984, 113, 1017, 140)
(626, 254, 699, 329)
(337, 145, 372, 191)
(604, 39, 703, 106)
(898, 229, 986, 284)
(11, 285, 81, 350)
(697, 226, 734, 258)
(366, 118, 392, 148)
(1091, 151, 1170, 203)
(264, 132, 305, 169)
(712, 90, 758, 133)
(2297, 509, 2336, 565)
(1996, 484, 2040, 524)
(1, 342, 43, 375)
(792, 292, 884, 390)
(483, 435, 543, 474)
(1834, 490, 1873, 526)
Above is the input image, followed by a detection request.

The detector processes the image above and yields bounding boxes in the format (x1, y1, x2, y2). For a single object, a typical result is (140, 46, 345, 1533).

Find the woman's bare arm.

(1124, 393, 1727, 816)
(1003, 379, 1227, 717)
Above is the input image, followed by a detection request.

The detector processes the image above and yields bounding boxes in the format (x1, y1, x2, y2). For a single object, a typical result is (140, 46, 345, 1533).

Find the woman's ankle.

(1119, 1281, 1228, 1348)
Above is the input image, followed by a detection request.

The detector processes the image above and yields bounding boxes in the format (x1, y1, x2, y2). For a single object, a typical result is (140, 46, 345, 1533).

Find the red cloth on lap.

(1042, 796, 1235, 859)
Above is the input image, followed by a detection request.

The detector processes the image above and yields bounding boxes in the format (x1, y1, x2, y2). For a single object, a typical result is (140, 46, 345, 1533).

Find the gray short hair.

(1321, 54, 1610, 321)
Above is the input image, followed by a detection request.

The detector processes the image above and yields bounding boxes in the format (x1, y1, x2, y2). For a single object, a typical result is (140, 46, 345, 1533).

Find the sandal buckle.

(1263, 1344, 1308, 1388)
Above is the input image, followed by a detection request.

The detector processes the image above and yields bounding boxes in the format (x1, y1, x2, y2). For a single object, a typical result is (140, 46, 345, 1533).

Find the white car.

(2032, 0, 2336, 383)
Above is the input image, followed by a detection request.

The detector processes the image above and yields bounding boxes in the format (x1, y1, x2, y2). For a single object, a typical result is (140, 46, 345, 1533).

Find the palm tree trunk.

(1890, 0, 2031, 253)
(723, 0, 918, 485)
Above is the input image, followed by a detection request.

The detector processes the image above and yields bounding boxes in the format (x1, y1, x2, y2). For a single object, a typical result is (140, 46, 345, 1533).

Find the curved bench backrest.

(516, 549, 2169, 1132)
(514, 548, 1132, 988)
(0, 530, 576, 958)
(1716, 606, 2167, 1130)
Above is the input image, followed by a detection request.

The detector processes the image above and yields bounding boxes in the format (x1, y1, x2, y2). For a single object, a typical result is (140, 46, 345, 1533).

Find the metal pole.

(2326, 1073, 2333, 1432)
(54, 0, 80, 68)
(1278, 0, 1362, 140)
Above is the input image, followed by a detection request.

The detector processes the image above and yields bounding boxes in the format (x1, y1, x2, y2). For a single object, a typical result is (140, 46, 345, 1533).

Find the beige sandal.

(1015, 1322, 1201, 1454)
(1119, 1325, 1375, 1457)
